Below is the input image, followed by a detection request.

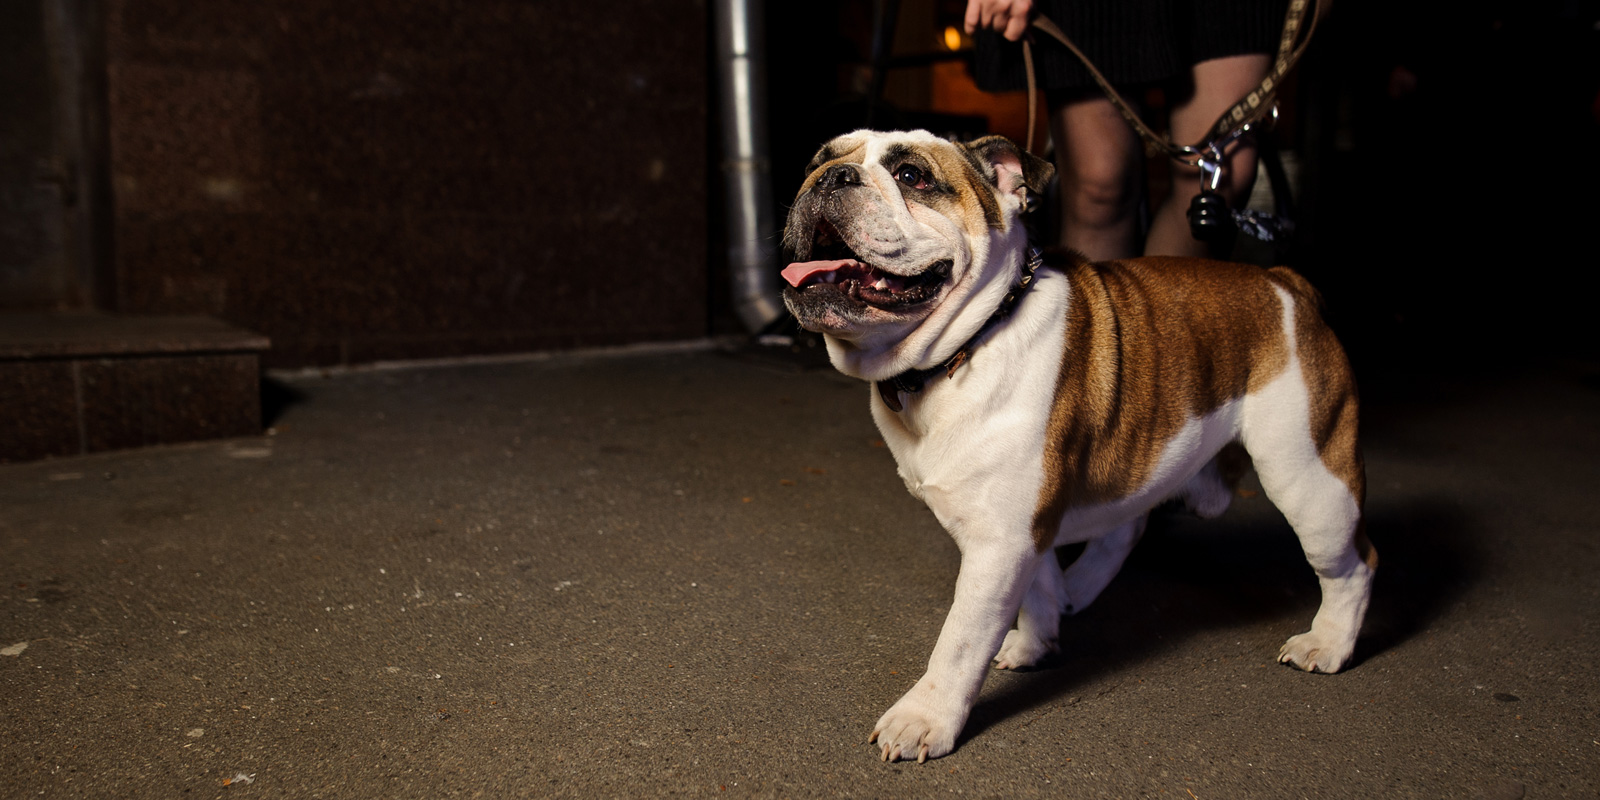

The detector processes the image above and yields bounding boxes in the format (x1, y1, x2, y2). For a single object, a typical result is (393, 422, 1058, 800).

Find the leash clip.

(1197, 151, 1226, 193)
(1187, 147, 1235, 245)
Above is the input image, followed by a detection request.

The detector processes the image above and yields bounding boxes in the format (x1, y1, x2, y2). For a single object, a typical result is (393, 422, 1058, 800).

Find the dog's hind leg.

(994, 554, 1066, 670)
(1243, 356, 1374, 674)
(1058, 515, 1146, 615)
(1255, 455, 1372, 672)
(993, 515, 1146, 670)
(1179, 442, 1250, 519)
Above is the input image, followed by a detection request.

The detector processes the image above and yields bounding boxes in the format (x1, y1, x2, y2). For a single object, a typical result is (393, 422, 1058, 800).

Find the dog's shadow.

(960, 494, 1478, 743)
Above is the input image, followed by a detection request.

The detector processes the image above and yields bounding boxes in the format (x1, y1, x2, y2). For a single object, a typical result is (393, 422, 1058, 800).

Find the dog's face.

(780, 131, 1053, 379)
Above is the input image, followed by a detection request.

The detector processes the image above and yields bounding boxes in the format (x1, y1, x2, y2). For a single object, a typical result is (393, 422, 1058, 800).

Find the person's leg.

(1049, 93, 1145, 261)
(1144, 53, 1271, 257)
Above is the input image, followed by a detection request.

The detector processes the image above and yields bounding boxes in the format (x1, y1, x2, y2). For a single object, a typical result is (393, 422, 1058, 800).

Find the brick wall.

(105, 0, 708, 367)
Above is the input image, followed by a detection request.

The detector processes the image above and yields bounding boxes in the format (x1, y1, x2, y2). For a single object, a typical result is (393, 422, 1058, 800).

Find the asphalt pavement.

(3, 337, 1597, 798)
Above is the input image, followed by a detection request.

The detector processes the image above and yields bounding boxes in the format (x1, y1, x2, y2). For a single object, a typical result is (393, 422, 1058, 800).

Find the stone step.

(1, 313, 270, 463)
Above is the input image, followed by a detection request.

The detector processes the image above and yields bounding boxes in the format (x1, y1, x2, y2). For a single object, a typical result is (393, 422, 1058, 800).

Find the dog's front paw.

(993, 628, 1056, 670)
(1278, 631, 1353, 674)
(869, 687, 965, 763)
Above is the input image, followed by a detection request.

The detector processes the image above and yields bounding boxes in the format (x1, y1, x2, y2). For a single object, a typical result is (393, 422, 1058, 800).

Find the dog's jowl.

(780, 130, 1376, 763)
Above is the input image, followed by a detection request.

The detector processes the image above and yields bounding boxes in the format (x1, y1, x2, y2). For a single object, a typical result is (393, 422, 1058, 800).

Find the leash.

(874, 5, 1318, 412)
(1019, 0, 1318, 246)
(1019, 0, 1319, 166)
(876, 246, 1045, 413)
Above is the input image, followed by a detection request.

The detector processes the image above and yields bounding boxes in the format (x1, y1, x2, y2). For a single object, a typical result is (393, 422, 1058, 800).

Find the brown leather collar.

(876, 247, 1044, 413)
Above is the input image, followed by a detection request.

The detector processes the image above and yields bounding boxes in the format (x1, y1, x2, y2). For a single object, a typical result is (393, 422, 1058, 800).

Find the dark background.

(757, 0, 1600, 379)
(3, 0, 1597, 371)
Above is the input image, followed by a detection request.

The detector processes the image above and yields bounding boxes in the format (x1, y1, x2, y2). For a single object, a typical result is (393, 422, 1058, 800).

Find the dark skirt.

(973, 0, 1288, 92)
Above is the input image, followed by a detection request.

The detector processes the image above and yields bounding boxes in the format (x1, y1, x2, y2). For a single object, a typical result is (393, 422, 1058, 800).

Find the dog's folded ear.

(964, 135, 1055, 203)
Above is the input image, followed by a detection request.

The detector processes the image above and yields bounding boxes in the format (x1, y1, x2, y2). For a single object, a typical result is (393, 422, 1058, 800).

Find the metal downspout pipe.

(714, 0, 784, 333)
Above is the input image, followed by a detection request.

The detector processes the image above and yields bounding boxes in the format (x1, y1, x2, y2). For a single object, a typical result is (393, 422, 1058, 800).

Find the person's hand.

(964, 0, 1033, 42)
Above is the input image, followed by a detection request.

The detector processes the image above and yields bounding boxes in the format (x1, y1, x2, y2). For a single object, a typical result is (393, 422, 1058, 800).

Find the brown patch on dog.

(1030, 255, 1297, 548)
(960, 136, 1055, 214)
(1354, 522, 1379, 570)
(1265, 266, 1367, 507)
(1267, 266, 1374, 569)
(925, 144, 1003, 233)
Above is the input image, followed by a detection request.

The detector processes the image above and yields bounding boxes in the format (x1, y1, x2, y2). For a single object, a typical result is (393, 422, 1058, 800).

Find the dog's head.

(780, 131, 1053, 380)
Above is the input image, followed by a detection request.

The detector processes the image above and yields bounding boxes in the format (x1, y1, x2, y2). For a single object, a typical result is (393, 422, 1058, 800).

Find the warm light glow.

(943, 26, 963, 51)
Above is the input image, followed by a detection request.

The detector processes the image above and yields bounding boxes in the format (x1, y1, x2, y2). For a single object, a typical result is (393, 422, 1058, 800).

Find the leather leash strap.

(1020, 0, 1319, 162)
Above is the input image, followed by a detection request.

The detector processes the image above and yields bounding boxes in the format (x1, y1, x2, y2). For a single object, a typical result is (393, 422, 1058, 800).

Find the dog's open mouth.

(781, 223, 949, 310)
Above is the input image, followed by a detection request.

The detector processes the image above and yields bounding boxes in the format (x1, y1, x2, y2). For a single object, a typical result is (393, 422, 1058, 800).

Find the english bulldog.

(779, 130, 1377, 763)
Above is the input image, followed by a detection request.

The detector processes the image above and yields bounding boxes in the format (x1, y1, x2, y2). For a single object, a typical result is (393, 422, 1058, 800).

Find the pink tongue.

(781, 259, 858, 288)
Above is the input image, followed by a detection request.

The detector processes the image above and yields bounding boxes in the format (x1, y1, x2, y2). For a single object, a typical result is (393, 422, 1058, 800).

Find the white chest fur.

(868, 271, 1069, 545)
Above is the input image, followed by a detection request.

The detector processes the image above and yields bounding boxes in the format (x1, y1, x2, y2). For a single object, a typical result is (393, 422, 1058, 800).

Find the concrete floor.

(2, 337, 1597, 798)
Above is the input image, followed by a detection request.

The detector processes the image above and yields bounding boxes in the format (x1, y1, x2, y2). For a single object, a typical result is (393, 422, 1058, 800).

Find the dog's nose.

(816, 163, 861, 193)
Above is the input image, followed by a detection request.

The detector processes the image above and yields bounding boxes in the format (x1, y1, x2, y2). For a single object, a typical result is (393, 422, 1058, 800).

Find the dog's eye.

(894, 165, 930, 190)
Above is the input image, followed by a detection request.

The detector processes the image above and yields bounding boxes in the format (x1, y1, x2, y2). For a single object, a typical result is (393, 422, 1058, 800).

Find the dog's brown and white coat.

(781, 130, 1376, 763)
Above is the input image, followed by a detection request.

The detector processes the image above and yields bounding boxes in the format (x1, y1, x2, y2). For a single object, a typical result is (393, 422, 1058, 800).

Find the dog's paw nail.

(1279, 632, 1350, 674)
(918, 743, 929, 764)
